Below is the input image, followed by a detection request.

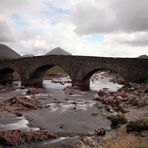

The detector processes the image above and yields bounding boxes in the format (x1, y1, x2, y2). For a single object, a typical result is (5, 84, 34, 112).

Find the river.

(0, 72, 123, 147)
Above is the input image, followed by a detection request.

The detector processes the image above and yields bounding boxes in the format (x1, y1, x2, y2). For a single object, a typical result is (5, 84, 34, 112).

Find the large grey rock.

(137, 96, 148, 108)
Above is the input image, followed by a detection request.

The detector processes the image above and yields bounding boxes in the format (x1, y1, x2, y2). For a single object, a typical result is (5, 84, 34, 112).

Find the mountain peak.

(0, 44, 21, 59)
(138, 54, 148, 59)
(47, 47, 72, 55)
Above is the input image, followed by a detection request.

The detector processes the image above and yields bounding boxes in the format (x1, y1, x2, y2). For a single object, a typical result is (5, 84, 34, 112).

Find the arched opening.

(0, 68, 21, 87)
(30, 65, 71, 89)
(83, 69, 124, 91)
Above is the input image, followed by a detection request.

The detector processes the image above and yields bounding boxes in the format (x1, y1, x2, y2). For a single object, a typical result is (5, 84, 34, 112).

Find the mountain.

(138, 54, 148, 59)
(22, 54, 34, 57)
(0, 44, 21, 59)
(46, 47, 72, 55)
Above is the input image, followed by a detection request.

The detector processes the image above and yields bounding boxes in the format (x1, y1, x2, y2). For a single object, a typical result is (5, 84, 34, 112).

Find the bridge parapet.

(0, 55, 147, 90)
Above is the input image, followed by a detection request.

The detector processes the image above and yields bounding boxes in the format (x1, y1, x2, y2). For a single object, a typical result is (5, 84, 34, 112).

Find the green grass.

(46, 66, 67, 76)
(136, 145, 148, 148)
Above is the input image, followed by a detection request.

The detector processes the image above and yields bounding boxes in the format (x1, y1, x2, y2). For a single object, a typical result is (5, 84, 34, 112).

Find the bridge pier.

(21, 78, 43, 88)
(72, 80, 90, 91)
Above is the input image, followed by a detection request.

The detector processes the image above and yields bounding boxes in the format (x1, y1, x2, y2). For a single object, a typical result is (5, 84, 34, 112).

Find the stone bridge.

(0, 55, 148, 90)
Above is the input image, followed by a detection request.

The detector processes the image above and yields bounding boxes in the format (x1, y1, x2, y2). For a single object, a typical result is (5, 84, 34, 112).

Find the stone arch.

(81, 67, 125, 90)
(22, 64, 72, 87)
(0, 67, 21, 85)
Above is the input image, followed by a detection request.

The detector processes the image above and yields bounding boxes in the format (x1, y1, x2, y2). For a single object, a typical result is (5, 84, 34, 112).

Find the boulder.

(26, 88, 46, 95)
(0, 130, 23, 146)
(82, 136, 95, 147)
(0, 130, 56, 146)
(95, 128, 106, 136)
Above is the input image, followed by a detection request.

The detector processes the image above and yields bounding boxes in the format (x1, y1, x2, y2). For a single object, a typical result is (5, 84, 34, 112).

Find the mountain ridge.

(0, 44, 21, 59)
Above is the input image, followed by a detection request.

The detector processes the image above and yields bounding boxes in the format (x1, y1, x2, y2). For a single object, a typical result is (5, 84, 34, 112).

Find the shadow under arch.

(0, 67, 21, 85)
(28, 64, 72, 88)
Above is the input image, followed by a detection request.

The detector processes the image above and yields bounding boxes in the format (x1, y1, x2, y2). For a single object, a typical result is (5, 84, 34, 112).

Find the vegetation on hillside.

(45, 66, 67, 77)
(0, 56, 10, 61)
(0, 44, 21, 59)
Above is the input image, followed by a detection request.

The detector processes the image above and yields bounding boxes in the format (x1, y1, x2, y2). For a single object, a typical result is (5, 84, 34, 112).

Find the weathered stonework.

(0, 55, 148, 90)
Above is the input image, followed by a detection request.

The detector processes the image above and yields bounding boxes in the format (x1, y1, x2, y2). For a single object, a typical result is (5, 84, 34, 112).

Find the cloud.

(71, 0, 148, 34)
(0, 20, 16, 42)
(0, 0, 147, 58)
(0, 0, 44, 14)
(107, 32, 148, 46)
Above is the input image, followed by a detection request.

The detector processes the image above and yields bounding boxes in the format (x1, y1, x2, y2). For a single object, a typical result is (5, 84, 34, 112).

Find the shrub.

(126, 119, 148, 132)
(110, 114, 128, 128)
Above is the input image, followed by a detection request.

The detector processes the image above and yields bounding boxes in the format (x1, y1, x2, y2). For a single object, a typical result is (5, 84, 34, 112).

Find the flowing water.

(0, 73, 123, 147)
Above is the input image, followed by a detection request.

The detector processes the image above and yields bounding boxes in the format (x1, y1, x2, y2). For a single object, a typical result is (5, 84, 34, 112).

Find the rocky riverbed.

(0, 72, 147, 148)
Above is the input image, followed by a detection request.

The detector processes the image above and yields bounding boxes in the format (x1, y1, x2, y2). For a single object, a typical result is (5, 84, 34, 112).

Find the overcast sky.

(0, 0, 148, 57)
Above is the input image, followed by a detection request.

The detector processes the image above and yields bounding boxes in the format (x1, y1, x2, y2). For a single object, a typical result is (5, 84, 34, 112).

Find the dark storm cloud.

(71, 0, 148, 34)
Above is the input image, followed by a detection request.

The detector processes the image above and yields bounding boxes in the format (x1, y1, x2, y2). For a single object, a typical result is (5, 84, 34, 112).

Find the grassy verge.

(104, 134, 148, 148)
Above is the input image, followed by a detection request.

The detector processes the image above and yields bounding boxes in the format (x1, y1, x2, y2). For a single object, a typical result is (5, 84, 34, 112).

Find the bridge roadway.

(0, 55, 147, 90)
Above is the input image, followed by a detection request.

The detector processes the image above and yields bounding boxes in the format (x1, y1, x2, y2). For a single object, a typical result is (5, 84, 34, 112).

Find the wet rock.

(129, 95, 148, 108)
(69, 92, 73, 95)
(20, 86, 25, 89)
(126, 119, 148, 132)
(95, 128, 106, 136)
(98, 90, 107, 97)
(0, 130, 23, 146)
(26, 88, 46, 95)
(16, 112, 23, 117)
(8, 96, 42, 109)
(23, 130, 56, 142)
(82, 136, 95, 147)
(91, 113, 98, 117)
(72, 102, 77, 105)
(137, 96, 148, 108)
(59, 124, 65, 129)
(130, 98, 138, 106)
(0, 130, 56, 146)
(65, 98, 69, 101)
(0, 96, 43, 113)
(116, 104, 128, 113)
(144, 87, 148, 93)
(73, 107, 77, 110)
(109, 114, 127, 128)
(106, 105, 114, 112)
(116, 96, 124, 101)
(86, 132, 96, 136)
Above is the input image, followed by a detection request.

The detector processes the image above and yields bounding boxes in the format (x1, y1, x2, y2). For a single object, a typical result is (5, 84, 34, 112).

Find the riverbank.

(0, 73, 147, 147)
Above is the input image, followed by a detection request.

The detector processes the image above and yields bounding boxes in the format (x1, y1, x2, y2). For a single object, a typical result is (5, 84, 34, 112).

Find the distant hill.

(22, 54, 34, 57)
(0, 44, 21, 59)
(138, 54, 148, 59)
(47, 47, 72, 55)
